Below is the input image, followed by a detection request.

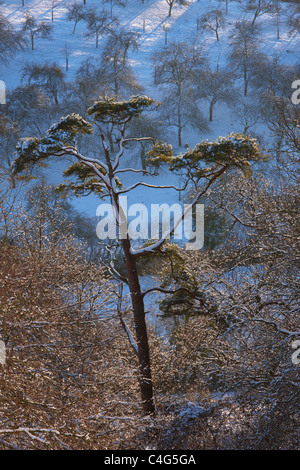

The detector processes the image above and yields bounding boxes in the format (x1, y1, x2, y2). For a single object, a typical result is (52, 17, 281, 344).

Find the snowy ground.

(1, 0, 299, 218)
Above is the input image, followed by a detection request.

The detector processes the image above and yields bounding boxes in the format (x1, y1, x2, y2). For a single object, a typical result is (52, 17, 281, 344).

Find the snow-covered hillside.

(0, 0, 299, 215)
(1, 0, 298, 86)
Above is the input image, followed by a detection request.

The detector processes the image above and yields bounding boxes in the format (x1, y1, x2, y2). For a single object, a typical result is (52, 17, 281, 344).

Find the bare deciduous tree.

(103, 0, 126, 17)
(198, 9, 226, 41)
(198, 68, 238, 121)
(228, 19, 261, 96)
(65, 2, 85, 34)
(22, 11, 53, 50)
(241, 0, 275, 26)
(99, 31, 142, 97)
(63, 42, 71, 71)
(165, 0, 189, 17)
(152, 41, 208, 146)
(21, 63, 65, 106)
(84, 8, 117, 48)
(218, 0, 240, 15)
(287, 3, 300, 36)
(0, 7, 24, 63)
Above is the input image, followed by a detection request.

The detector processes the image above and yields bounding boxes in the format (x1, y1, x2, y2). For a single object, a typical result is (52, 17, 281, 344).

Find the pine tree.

(12, 96, 264, 415)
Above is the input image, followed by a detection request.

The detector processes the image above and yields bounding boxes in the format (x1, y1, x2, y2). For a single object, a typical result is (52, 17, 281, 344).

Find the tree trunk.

(209, 101, 214, 122)
(178, 124, 182, 147)
(178, 88, 182, 147)
(106, 143, 154, 416)
(121, 238, 155, 416)
(244, 67, 248, 97)
(252, 9, 259, 26)
(215, 17, 219, 41)
(141, 144, 147, 175)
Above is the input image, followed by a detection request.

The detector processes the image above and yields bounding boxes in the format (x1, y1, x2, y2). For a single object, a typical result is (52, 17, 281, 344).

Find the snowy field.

(0, 0, 299, 217)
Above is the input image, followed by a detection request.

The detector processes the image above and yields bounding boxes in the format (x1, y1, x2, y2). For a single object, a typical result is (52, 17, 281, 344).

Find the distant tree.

(22, 63, 65, 105)
(268, 97, 300, 160)
(0, 7, 24, 63)
(234, 101, 262, 134)
(241, 0, 274, 26)
(22, 12, 53, 50)
(23, 181, 100, 258)
(23, 180, 76, 248)
(63, 42, 71, 71)
(249, 54, 297, 100)
(248, 56, 300, 145)
(6, 85, 51, 135)
(99, 32, 142, 97)
(228, 19, 261, 96)
(50, 0, 58, 22)
(103, 0, 126, 17)
(84, 8, 117, 48)
(268, 0, 283, 39)
(72, 58, 105, 112)
(287, 4, 300, 36)
(218, 0, 240, 15)
(65, 2, 85, 34)
(198, 9, 226, 41)
(198, 68, 238, 121)
(158, 93, 208, 148)
(127, 114, 165, 172)
(152, 41, 208, 147)
(165, 0, 189, 17)
(106, 28, 140, 65)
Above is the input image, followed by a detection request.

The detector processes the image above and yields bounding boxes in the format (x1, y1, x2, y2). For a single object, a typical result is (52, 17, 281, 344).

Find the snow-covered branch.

(130, 165, 229, 257)
(117, 180, 188, 194)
